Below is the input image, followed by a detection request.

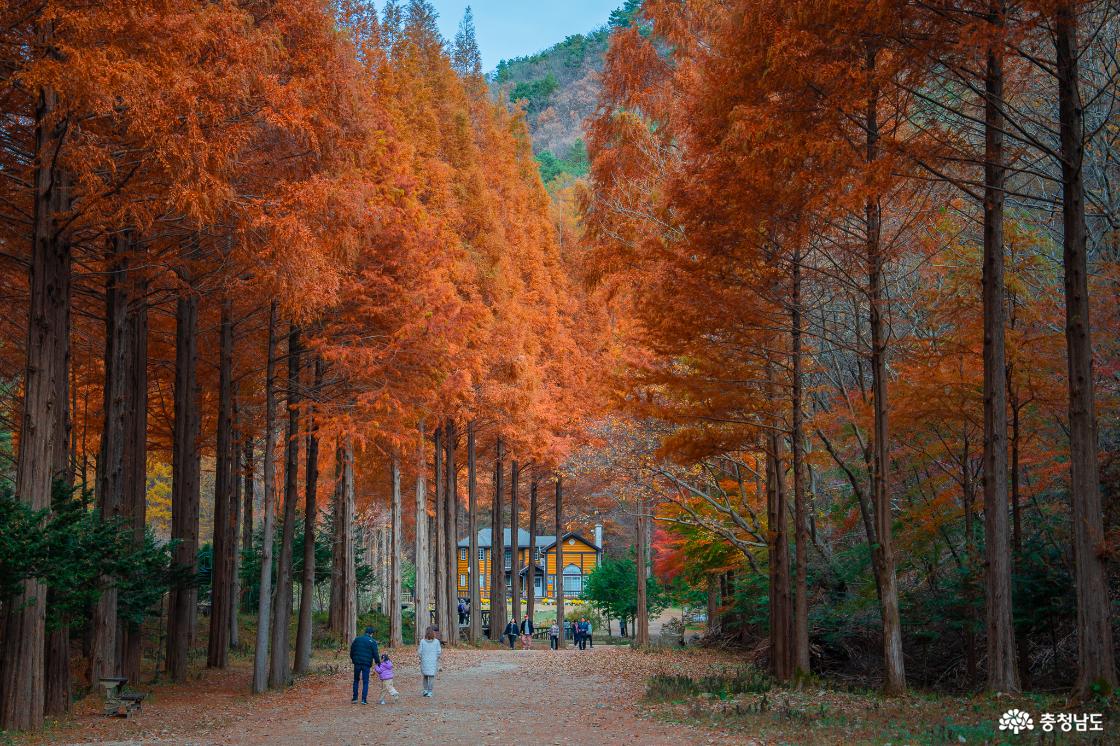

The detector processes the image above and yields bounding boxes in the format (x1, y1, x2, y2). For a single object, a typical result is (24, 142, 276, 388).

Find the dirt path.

(31, 646, 741, 746)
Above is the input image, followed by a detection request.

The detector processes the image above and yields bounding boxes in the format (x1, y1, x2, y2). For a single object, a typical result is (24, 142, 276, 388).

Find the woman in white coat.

(418, 625, 442, 697)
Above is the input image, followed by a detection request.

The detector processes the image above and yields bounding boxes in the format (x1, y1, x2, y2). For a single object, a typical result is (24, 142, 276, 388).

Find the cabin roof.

(457, 528, 556, 549)
(538, 531, 602, 553)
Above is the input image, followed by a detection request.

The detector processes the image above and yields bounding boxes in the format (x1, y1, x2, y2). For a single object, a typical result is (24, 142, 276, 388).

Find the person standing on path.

(418, 626, 442, 697)
(586, 620, 593, 648)
(504, 618, 519, 649)
(578, 618, 589, 650)
(549, 622, 560, 650)
(350, 626, 381, 704)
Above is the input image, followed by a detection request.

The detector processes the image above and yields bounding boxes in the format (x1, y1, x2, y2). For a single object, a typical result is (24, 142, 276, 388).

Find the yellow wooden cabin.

(456, 526, 602, 602)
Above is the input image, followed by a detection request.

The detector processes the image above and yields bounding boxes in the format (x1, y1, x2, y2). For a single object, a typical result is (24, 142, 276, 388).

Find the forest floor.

(18, 642, 1105, 745)
(20, 643, 746, 746)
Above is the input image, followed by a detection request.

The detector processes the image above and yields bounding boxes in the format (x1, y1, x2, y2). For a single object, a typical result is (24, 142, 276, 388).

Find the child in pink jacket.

(374, 654, 399, 704)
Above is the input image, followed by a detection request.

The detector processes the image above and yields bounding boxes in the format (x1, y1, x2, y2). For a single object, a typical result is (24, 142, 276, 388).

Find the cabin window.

(504, 549, 512, 569)
(562, 564, 583, 594)
(459, 548, 467, 561)
(458, 574, 467, 588)
(478, 547, 486, 561)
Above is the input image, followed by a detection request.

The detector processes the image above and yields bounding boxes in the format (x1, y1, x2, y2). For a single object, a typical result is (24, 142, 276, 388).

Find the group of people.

(499, 616, 594, 651)
(348, 613, 598, 704)
(502, 616, 536, 649)
(456, 599, 471, 626)
(349, 625, 444, 704)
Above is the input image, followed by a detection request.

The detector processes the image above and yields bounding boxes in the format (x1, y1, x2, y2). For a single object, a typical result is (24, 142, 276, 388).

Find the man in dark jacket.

(504, 619, 519, 649)
(350, 626, 381, 704)
(520, 616, 534, 636)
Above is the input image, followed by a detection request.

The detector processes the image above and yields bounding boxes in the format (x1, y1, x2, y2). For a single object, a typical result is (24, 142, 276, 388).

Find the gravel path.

(31, 646, 737, 746)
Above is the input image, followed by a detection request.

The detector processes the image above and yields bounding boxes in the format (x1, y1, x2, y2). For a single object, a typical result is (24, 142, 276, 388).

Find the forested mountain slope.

(492, 1, 640, 186)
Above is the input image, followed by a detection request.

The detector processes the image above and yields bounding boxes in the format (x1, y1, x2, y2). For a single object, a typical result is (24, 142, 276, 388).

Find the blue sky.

(426, 1, 620, 71)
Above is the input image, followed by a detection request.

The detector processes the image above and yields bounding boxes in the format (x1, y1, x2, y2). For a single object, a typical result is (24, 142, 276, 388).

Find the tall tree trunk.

(433, 426, 446, 639)
(1054, 2, 1117, 698)
(527, 471, 538, 624)
(865, 46, 906, 696)
(635, 494, 649, 645)
(466, 422, 481, 642)
(767, 422, 792, 681)
(120, 286, 148, 683)
(328, 438, 356, 641)
(1009, 377, 1029, 686)
(294, 358, 322, 675)
(790, 253, 810, 676)
(489, 440, 506, 641)
(390, 453, 404, 646)
(413, 421, 429, 634)
(252, 302, 279, 694)
(208, 297, 235, 669)
(443, 419, 458, 642)
(268, 325, 301, 688)
(1, 55, 71, 730)
(554, 474, 565, 649)
(91, 235, 132, 685)
(43, 222, 74, 719)
(963, 443, 978, 687)
(706, 575, 719, 635)
(166, 266, 201, 684)
(241, 438, 255, 614)
(509, 459, 521, 625)
(230, 402, 242, 650)
(982, 4, 1018, 693)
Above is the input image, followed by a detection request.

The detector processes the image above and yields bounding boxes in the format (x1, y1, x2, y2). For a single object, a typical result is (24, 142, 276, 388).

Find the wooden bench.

(99, 677, 147, 718)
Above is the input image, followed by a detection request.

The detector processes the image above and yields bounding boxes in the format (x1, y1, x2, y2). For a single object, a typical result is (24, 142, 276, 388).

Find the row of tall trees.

(585, 0, 1117, 698)
(0, 0, 600, 731)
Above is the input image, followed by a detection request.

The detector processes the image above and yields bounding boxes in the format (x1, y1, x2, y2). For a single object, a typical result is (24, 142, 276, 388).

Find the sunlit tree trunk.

(1054, 2, 1117, 698)
(252, 302, 279, 694)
